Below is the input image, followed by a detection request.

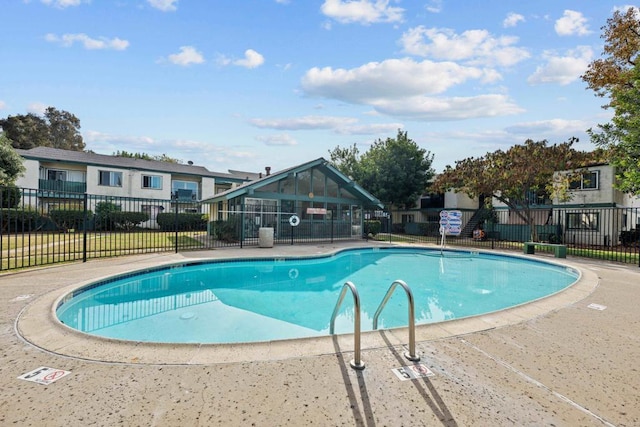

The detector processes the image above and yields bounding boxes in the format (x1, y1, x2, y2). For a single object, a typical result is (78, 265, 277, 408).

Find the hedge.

(156, 212, 208, 231)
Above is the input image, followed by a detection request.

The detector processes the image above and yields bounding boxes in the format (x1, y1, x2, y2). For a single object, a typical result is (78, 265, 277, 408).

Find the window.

(569, 171, 599, 190)
(47, 169, 66, 181)
(171, 180, 198, 200)
(401, 214, 414, 223)
(142, 175, 162, 189)
(98, 170, 122, 187)
(566, 212, 599, 230)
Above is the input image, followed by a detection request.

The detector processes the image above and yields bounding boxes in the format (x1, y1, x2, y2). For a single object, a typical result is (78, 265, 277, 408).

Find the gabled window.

(99, 170, 123, 187)
(569, 171, 599, 190)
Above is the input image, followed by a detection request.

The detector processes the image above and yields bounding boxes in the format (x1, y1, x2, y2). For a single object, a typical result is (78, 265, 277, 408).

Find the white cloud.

(0, 100, 6, 110)
(255, 134, 298, 146)
(400, 26, 530, 67)
(320, 0, 404, 25)
(41, 0, 84, 8)
(45, 33, 129, 50)
(503, 12, 525, 28)
(249, 115, 402, 135)
(27, 103, 48, 115)
(147, 0, 178, 12)
(527, 46, 593, 85)
(337, 123, 404, 135)
(555, 10, 591, 36)
(218, 49, 265, 69)
(425, 0, 442, 13)
(370, 94, 523, 121)
(504, 118, 591, 136)
(301, 58, 501, 105)
(249, 116, 358, 130)
(233, 49, 265, 69)
(83, 130, 156, 147)
(168, 46, 205, 66)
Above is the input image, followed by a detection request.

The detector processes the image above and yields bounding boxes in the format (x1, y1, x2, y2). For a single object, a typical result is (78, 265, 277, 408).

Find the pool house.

(203, 158, 384, 245)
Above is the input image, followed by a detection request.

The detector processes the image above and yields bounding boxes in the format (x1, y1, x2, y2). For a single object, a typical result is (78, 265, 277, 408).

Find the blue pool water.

(56, 247, 579, 344)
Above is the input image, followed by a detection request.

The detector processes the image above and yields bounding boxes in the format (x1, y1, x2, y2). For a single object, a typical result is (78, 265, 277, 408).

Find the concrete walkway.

(1, 242, 638, 426)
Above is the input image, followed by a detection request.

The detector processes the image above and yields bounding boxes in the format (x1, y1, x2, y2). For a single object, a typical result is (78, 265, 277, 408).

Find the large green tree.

(329, 130, 434, 209)
(431, 139, 598, 241)
(583, 7, 640, 194)
(0, 107, 85, 151)
(0, 113, 49, 149)
(0, 133, 25, 185)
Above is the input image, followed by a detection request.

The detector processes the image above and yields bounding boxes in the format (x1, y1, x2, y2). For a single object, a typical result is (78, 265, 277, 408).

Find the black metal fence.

(2, 185, 639, 271)
(0, 186, 373, 270)
(376, 207, 640, 265)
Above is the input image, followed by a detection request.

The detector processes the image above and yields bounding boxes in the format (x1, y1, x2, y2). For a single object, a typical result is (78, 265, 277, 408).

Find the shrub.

(364, 220, 381, 236)
(49, 209, 89, 231)
(0, 208, 41, 232)
(157, 212, 208, 231)
(94, 201, 121, 231)
(620, 229, 640, 246)
(0, 186, 21, 208)
(108, 211, 149, 231)
(211, 217, 240, 242)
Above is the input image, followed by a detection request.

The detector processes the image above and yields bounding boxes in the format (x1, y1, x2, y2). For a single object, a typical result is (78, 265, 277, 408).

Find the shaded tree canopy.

(329, 130, 434, 209)
(583, 7, 640, 195)
(0, 107, 85, 151)
(0, 133, 25, 185)
(582, 7, 640, 108)
(113, 150, 183, 164)
(431, 139, 601, 241)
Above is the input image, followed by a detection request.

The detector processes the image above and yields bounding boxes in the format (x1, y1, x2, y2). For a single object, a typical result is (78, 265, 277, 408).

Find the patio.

(1, 242, 638, 426)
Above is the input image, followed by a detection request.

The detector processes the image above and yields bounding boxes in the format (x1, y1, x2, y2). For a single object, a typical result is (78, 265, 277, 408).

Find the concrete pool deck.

(1, 241, 639, 426)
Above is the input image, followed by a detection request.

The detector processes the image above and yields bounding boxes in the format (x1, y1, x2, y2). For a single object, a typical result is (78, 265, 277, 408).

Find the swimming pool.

(56, 247, 579, 344)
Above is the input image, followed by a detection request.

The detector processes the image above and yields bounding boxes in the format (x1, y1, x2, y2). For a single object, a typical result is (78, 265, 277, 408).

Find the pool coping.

(15, 245, 599, 365)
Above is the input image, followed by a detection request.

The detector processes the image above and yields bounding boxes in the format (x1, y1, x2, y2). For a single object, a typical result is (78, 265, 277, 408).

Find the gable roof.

(16, 147, 248, 184)
(203, 157, 384, 208)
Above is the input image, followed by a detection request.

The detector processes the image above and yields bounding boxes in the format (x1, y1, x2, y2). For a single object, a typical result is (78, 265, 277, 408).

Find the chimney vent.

(265, 166, 271, 176)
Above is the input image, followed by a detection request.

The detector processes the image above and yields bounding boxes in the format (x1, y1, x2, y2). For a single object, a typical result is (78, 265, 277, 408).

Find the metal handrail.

(372, 279, 420, 361)
(329, 281, 365, 370)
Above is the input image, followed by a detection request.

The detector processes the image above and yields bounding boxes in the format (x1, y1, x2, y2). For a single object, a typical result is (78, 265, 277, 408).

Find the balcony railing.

(39, 179, 87, 194)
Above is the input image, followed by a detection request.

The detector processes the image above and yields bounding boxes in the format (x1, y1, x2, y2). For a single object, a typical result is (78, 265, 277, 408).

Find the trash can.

(258, 227, 274, 248)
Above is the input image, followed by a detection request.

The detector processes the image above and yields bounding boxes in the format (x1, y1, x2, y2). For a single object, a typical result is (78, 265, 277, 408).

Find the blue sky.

(0, 1, 630, 174)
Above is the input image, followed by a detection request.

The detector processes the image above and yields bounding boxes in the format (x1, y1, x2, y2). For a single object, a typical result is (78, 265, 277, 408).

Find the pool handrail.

(373, 279, 421, 362)
(329, 281, 365, 370)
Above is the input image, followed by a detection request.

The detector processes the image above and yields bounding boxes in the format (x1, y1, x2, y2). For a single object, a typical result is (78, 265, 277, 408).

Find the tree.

(0, 107, 85, 151)
(583, 7, 640, 194)
(113, 150, 183, 164)
(431, 139, 596, 241)
(329, 130, 434, 209)
(588, 63, 640, 194)
(328, 143, 360, 179)
(582, 7, 640, 107)
(45, 107, 85, 151)
(0, 133, 25, 185)
(0, 113, 49, 149)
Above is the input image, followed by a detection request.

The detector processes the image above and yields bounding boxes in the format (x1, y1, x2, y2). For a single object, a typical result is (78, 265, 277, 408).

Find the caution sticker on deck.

(18, 367, 71, 385)
(392, 363, 435, 381)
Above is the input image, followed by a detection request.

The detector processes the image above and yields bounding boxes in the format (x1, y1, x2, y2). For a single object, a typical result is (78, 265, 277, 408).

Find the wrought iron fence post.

(83, 193, 88, 263)
(174, 199, 179, 253)
(331, 210, 334, 243)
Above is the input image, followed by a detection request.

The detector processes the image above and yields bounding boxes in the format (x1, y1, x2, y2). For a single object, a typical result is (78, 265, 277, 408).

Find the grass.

(1, 230, 210, 270)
